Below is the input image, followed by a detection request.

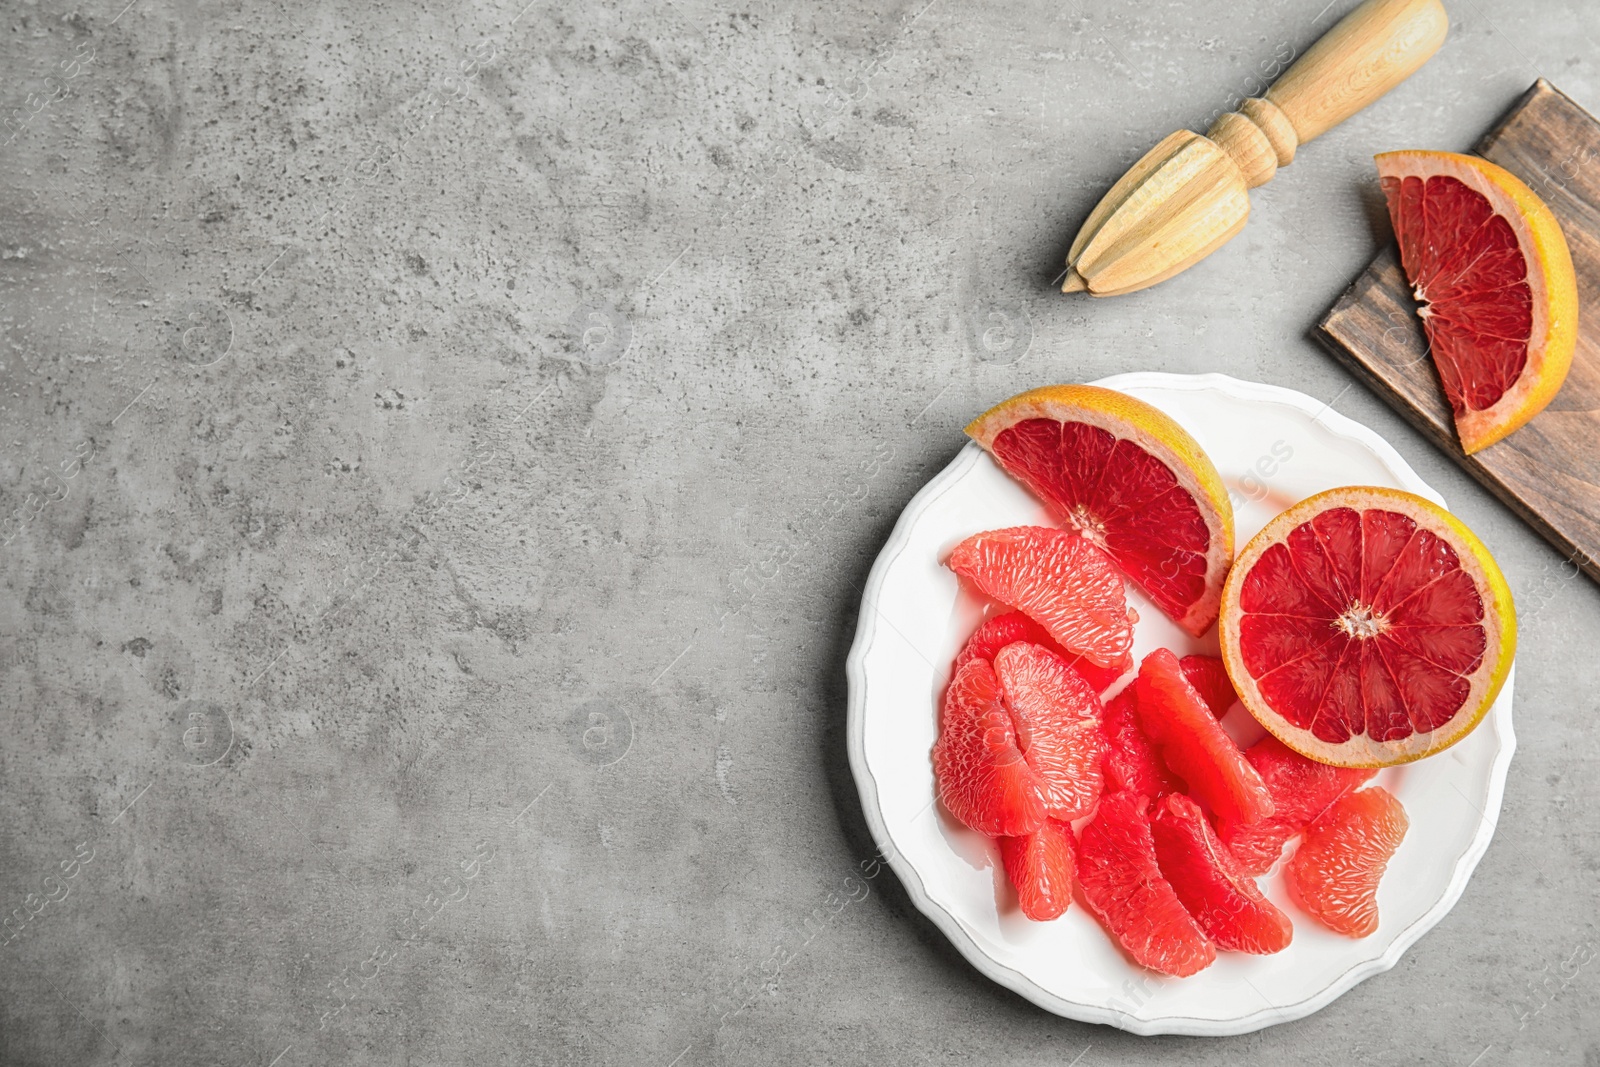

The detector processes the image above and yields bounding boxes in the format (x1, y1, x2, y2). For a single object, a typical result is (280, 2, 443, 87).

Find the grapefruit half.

(1219, 486, 1515, 768)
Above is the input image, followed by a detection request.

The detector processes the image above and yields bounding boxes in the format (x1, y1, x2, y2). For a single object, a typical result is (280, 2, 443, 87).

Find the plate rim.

(844, 371, 1517, 1036)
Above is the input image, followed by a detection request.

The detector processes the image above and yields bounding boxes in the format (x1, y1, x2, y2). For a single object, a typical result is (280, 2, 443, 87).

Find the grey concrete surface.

(2, 0, 1598, 1062)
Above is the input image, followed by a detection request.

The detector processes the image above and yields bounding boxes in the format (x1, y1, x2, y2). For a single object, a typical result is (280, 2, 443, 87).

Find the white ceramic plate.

(845, 372, 1515, 1036)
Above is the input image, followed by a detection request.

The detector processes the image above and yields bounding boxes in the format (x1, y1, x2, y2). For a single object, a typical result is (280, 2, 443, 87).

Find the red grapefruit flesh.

(1077, 791, 1216, 977)
(1386, 167, 1532, 420)
(1216, 736, 1376, 876)
(994, 643, 1107, 822)
(956, 610, 1131, 693)
(932, 658, 1047, 837)
(1180, 654, 1237, 719)
(947, 526, 1135, 669)
(1135, 649, 1274, 826)
(1376, 151, 1577, 455)
(1219, 486, 1516, 767)
(966, 385, 1235, 637)
(1287, 786, 1409, 938)
(1150, 793, 1292, 955)
(1099, 686, 1185, 802)
(998, 818, 1077, 922)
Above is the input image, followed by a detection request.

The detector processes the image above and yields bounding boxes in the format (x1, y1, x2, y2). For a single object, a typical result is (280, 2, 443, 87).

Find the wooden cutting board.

(1318, 78, 1600, 582)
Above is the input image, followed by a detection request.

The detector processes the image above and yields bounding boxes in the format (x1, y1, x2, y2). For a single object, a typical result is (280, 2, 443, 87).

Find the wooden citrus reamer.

(1062, 0, 1449, 297)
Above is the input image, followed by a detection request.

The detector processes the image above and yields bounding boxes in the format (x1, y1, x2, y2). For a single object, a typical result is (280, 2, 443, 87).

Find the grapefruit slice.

(1135, 649, 1274, 826)
(1150, 793, 1292, 955)
(932, 658, 1047, 837)
(966, 384, 1233, 637)
(998, 818, 1076, 922)
(1099, 686, 1185, 802)
(955, 611, 1131, 693)
(1219, 486, 1516, 767)
(1216, 736, 1376, 876)
(1287, 786, 1409, 938)
(1077, 791, 1216, 977)
(1376, 150, 1578, 454)
(1180, 654, 1237, 719)
(994, 642, 1107, 821)
(947, 526, 1135, 669)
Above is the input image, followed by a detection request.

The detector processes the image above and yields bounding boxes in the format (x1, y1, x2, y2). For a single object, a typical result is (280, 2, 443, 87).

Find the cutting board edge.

(1475, 78, 1557, 154)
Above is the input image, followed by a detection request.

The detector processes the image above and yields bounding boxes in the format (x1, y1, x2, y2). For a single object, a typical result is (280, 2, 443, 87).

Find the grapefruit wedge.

(933, 645, 1108, 834)
(993, 642, 1107, 822)
(955, 611, 1131, 694)
(1377, 150, 1578, 454)
(1077, 791, 1216, 977)
(1150, 793, 1292, 955)
(947, 526, 1135, 668)
(1180, 654, 1237, 719)
(1099, 685, 1185, 803)
(966, 385, 1233, 637)
(933, 658, 1047, 837)
(998, 819, 1076, 922)
(1219, 486, 1516, 768)
(1288, 786, 1409, 938)
(1216, 736, 1375, 876)
(1135, 649, 1274, 826)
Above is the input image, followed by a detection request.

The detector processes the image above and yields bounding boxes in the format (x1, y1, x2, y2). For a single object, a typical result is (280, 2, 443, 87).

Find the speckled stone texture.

(2, 0, 1599, 1063)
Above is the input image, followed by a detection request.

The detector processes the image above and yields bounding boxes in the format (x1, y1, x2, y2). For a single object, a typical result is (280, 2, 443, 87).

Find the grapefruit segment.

(932, 659, 1047, 837)
(1077, 791, 1216, 977)
(1180, 654, 1238, 719)
(955, 610, 1131, 693)
(998, 819, 1077, 922)
(966, 384, 1234, 637)
(1216, 736, 1376, 876)
(1135, 649, 1275, 826)
(1099, 686, 1185, 801)
(947, 526, 1135, 669)
(1287, 786, 1409, 938)
(1150, 794, 1292, 955)
(1377, 150, 1578, 454)
(1220, 486, 1516, 767)
(994, 643, 1107, 822)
